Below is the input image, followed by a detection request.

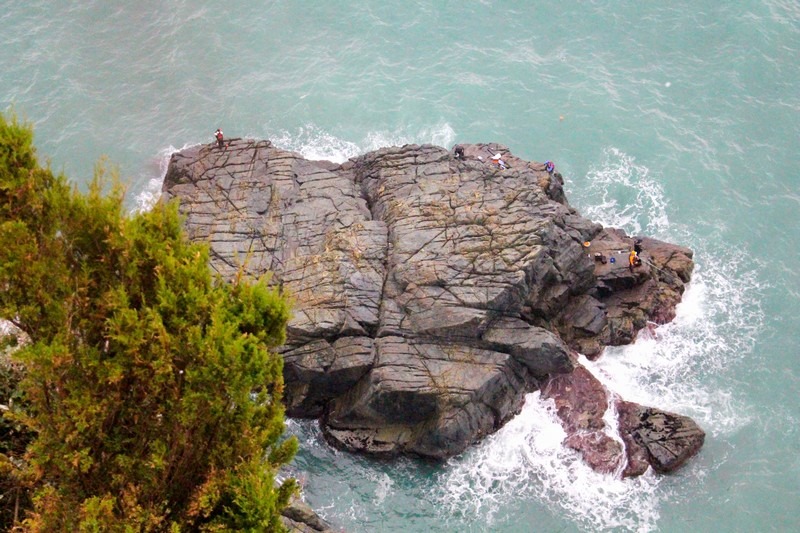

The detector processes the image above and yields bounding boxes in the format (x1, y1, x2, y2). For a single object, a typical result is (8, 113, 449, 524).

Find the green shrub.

(0, 113, 297, 531)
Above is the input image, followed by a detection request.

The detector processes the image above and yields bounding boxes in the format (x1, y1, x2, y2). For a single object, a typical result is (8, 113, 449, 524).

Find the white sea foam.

(434, 392, 663, 532)
(269, 122, 456, 164)
(269, 126, 362, 163)
(572, 147, 670, 237)
(132, 143, 199, 213)
(133, 176, 165, 213)
(371, 471, 394, 505)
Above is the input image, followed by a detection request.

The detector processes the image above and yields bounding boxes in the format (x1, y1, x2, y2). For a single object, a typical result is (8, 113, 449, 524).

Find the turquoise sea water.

(2, 2, 798, 531)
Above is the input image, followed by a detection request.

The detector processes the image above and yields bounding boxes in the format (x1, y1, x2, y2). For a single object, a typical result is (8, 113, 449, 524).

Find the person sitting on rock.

(545, 160, 555, 174)
(491, 153, 508, 170)
(629, 249, 641, 272)
(454, 145, 465, 160)
(214, 128, 224, 149)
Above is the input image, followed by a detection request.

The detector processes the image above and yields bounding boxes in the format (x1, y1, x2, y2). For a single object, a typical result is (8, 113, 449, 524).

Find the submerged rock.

(163, 139, 701, 475)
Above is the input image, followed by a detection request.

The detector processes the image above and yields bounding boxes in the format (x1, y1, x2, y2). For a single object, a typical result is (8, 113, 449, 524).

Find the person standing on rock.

(214, 128, 224, 149)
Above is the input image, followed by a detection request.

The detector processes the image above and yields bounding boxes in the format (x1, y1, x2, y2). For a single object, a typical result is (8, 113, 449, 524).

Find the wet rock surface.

(540, 363, 705, 477)
(163, 139, 702, 475)
(281, 494, 337, 532)
(616, 399, 706, 474)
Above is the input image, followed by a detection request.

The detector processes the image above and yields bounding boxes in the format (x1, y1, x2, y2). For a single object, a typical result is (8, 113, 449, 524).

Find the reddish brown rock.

(541, 365, 608, 433)
(564, 432, 625, 475)
(542, 365, 704, 476)
(541, 364, 624, 474)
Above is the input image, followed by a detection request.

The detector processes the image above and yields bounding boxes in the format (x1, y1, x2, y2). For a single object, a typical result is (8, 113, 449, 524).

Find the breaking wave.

(268, 122, 456, 163)
(434, 392, 664, 532)
(131, 143, 200, 213)
(570, 147, 670, 237)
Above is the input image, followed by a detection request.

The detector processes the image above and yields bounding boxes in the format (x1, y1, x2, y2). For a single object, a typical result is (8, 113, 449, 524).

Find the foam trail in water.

(268, 122, 456, 163)
(434, 392, 662, 532)
(571, 147, 670, 237)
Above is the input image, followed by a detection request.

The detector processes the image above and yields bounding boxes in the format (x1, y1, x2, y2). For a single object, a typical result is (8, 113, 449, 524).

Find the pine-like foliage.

(0, 114, 297, 531)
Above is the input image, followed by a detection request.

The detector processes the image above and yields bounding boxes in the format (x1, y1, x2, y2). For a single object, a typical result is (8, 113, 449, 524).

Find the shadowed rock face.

(163, 139, 701, 474)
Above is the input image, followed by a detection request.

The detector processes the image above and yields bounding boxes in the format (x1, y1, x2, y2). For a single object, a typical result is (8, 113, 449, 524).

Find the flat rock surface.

(163, 139, 701, 474)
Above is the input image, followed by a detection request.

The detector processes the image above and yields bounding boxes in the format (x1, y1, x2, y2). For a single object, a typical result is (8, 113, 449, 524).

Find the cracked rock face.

(162, 139, 702, 474)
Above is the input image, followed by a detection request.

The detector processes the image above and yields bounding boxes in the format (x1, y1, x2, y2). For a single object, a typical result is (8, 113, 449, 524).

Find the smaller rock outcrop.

(541, 365, 625, 475)
(616, 400, 706, 474)
(541, 364, 705, 476)
(281, 495, 337, 533)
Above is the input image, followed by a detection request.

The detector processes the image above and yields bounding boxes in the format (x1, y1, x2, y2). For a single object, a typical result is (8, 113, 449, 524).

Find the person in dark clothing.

(214, 128, 224, 149)
(454, 145, 465, 160)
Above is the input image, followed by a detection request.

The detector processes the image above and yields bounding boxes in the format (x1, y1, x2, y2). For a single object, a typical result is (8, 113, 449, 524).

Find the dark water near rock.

(2, 2, 799, 531)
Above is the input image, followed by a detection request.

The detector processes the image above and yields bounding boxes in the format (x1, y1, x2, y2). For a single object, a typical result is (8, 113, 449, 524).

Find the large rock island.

(162, 139, 704, 477)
